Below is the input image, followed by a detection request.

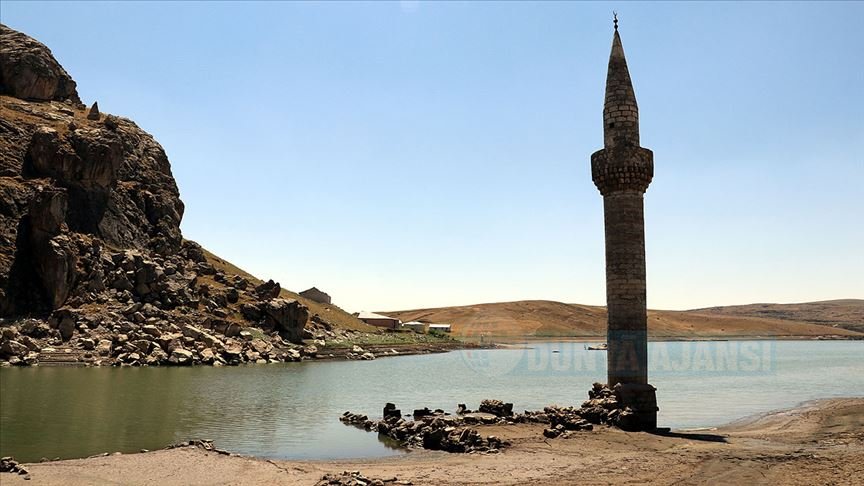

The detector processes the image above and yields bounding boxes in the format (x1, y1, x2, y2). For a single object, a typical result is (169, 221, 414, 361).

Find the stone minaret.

(590, 17, 657, 431)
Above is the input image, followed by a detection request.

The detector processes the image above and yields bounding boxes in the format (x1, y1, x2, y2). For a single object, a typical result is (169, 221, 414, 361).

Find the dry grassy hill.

(689, 299, 864, 334)
(384, 300, 864, 341)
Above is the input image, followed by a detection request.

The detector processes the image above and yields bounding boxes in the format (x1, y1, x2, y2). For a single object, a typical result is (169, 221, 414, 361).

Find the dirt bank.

(3, 398, 862, 485)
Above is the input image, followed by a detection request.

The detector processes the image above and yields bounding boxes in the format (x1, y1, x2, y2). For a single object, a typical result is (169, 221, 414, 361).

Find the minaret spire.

(603, 21, 640, 148)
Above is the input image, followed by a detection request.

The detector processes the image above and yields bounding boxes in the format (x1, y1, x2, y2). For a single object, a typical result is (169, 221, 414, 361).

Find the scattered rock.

(0, 456, 28, 475)
(0, 340, 27, 358)
(342, 403, 509, 454)
(317, 470, 407, 486)
(95, 339, 112, 356)
(165, 439, 230, 455)
(249, 338, 272, 355)
(478, 399, 513, 417)
(383, 403, 401, 420)
(168, 348, 193, 365)
(340, 411, 368, 425)
(104, 115, 119, 130)
(254, 279, 281, 300)
(87, 101, 100, 120)
(55, 312, 75, 341)
(413, 408, 433, 419)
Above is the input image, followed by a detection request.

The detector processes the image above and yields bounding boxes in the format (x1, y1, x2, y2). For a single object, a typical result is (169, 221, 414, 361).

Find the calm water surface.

(1, 340, 862, 462)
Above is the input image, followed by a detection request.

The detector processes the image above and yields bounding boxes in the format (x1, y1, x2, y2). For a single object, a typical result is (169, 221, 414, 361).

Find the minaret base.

(613, 383, 658, 431)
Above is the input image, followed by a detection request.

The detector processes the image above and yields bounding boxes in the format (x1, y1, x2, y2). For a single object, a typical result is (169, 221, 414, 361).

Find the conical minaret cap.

(603, 29, 640, 148)
(591, 20, 654, 197)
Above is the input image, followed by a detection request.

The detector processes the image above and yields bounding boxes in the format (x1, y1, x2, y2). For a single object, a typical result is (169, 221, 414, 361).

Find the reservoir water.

(2, 340, 862, 462)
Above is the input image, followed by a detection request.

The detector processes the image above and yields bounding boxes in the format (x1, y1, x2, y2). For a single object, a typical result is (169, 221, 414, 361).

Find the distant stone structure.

(356, 311, 400, 330)
(299, 287, 331, 304)
(590, 17, 658, 430)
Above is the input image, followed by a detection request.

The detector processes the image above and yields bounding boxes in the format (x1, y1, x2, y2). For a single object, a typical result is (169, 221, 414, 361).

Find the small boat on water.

(586, 343, 608, 351)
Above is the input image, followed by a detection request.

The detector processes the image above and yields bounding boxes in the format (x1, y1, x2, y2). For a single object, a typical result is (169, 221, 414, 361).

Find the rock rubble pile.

(0, 241, 357, 367)
(339, 385, 656, 448)
(316, 471, 412, 486)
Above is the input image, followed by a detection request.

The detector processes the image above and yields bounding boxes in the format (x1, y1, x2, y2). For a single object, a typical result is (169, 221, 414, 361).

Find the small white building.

(427, 323, 452, 333)
(401, 321, 427, 333)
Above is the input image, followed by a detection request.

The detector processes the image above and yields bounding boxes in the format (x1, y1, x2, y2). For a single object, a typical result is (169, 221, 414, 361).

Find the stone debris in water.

(478, 399, 513, 417)
(340, 386, 652, 449)
(383, 403, 401, 420)
(341, 408, 507, 454)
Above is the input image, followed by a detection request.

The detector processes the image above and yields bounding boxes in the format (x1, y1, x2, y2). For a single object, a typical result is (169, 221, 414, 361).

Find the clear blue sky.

(3, 1, 862, 312)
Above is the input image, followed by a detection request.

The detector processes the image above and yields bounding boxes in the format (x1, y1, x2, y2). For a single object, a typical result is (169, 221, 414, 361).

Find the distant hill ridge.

(384, 299, 864, 339)
(689, 299, 864, 334)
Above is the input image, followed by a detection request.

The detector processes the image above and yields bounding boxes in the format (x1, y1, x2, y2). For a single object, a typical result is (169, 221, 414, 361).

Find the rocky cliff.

(0, 24, 362, 367)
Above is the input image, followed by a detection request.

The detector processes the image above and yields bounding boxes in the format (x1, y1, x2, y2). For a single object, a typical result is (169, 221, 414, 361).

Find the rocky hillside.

(0, 24, 377, 367)
(385, 300, 864, 340)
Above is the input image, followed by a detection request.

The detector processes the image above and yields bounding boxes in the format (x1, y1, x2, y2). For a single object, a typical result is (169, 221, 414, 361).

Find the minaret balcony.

(590, 146, 654, 195)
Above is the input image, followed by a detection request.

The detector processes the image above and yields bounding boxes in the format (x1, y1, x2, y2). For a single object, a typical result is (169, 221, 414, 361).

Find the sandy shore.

(4, 398, 862, 485)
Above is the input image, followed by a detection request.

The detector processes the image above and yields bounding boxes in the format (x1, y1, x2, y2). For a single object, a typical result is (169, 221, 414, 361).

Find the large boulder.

(254, 279, 281, 300)
(95, 339, 112, 356)
(168, 348, 193, 365)
(261, 298, 309, 343)
(249, 338, 272, 355)
(49, 308, 77, 341)
(0, 23, 80, 102)
(0, 339, 28, 358)
(28, 189, 77, 309)
(478, 399, 513, 417)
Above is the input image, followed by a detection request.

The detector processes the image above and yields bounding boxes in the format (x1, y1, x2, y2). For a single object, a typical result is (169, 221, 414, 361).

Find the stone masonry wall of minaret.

(602, 192, 648, 386)
(591, 29, 654, 388)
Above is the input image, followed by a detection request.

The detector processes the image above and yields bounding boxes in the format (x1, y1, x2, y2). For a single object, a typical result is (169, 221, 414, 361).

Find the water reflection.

(2, 340, 862, 462)
(342, 423, 407, 451)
